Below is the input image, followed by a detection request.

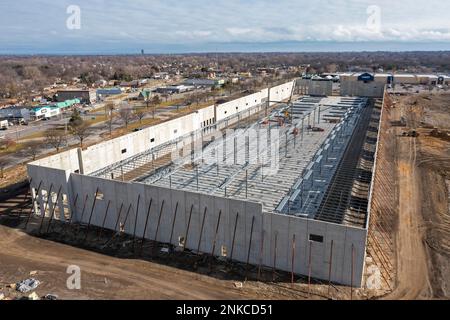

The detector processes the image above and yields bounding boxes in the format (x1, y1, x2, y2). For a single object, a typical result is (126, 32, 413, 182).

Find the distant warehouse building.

(438, 75, 450, 85)
(56, 90, 96, 104)
(96, 88, 123, 101)
(30, 99, 81, 121)
(0, 99, 80, 122)
(340, 73, 387, 98)
(0, 107, 31, 121)
(297, 77, 333, 96)
(340, 72, 450, 97)
(183, 78, 225, 88)
(29, 105, 61, 120)
(155, 85, 194, 94)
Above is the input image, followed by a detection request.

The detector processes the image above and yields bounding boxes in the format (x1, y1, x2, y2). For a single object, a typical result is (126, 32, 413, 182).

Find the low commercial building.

(120, 80, 141, 88)
(183, 78, 225, 88)
(297, 77, 333, 96)
(340, 73, 389, 97)
(340, 72, 449, 96)
(29, 106, 61, 120)
(155, 85, 194, 94)
(55, 90, 96, 104)
(153, 72, 170, 80)
(0, 106, 31, 121)
(96, 88, 123, 101)
(438, 75, 450, 85)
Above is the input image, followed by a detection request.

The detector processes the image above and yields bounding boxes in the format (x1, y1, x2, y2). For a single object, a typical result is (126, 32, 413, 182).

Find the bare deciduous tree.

(133, 107, 146, 124)
(119, 108, 134, 128)
(44, 128, 67, 152)
(151, 95, 161, 119)
(23, 140, 41, 161)
(105, 101, 115, 136)
(70, 122, 91, 148)
(0, 157, 9, 178)
(0, 138, 16, 152)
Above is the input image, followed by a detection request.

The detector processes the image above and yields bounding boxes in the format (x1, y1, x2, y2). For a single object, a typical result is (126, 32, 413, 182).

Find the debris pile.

(16, 278, 40, 293)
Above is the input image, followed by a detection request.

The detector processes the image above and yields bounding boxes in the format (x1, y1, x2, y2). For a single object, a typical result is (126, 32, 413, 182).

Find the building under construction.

(26, 80, 383, 287)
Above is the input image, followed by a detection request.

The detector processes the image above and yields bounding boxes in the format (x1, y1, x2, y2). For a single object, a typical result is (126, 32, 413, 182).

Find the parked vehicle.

(0, 119, 9, 130)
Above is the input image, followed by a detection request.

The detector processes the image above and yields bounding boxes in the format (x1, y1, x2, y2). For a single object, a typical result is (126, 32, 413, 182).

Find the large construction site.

(16, 79, 381, 290)
(2, 77, 450, 300)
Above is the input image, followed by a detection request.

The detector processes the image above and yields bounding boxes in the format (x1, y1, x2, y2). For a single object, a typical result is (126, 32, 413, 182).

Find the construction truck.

(402, 130, 419, 137)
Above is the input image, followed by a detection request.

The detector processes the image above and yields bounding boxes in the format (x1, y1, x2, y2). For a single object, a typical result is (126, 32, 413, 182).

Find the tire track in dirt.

(0, 225, 247, 300)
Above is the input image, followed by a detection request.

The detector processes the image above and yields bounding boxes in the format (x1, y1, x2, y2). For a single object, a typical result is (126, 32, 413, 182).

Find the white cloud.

(0, 0, 449, 52)
(226, 28, 256, 36)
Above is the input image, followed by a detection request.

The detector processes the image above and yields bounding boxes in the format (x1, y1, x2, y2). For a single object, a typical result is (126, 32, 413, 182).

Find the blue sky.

(1, 0, 450, 54)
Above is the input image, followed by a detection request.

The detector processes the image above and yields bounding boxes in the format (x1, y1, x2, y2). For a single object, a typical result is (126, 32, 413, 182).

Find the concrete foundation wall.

(309, 80, 333, 96)
(29, 148, 80, 172)
(29, 80, 295, 175)
(294, 79, 332, 96)
(340, 80, 385, 98)
(216, 92, 262, 121)
(64, 173, 366, 287)
(28, 164, 72, 220)
(268, 81, 295, 104)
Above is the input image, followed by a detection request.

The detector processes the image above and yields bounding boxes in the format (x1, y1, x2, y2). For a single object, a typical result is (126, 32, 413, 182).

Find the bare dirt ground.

(2, 93, 449, 300)
(382, 92, 450, 299)
(0, 208, 356, 300)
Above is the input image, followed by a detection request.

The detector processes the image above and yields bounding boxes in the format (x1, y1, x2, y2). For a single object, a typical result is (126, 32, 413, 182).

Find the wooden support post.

(24, 180, 42, 229)
(229, 212, 239, 261)
(211, 210, 222, 258)
(132, 194, 141, 249)
(272, 232, 278, 282)
(257, 230, 265, 281)
(19, 178, 33, 219)
(139, 198, 153, 256)
(245, 216, 255, 280)
(113, 203, 124, 232)
(291, 234, 296, 285)
(168, 202, 179, 246)
(328, 240, 334, 297)
(61, 193, 79, 236)
(154, 199, 165, 242)
(197, 206, 207, 254)
(45, 186, 63, 234)
(38, 184, 53, 234)
(122, 203, 133, 228)
(97, 200, 111, 239)
(83, 188, 100, 242)
(76, 194, 89, 235)
(110, 202, 133, 247)
(183, 204, 194, 251)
